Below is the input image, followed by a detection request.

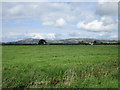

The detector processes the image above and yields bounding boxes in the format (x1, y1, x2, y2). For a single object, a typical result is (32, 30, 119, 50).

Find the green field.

(2, 45, 118, 88)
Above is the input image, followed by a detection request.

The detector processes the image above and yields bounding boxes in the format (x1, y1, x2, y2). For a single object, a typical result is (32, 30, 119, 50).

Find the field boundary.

(1, 43, 120, 45)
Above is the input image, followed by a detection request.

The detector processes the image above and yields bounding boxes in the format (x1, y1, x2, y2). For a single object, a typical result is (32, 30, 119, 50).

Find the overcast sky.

(2, 1, 118, 42)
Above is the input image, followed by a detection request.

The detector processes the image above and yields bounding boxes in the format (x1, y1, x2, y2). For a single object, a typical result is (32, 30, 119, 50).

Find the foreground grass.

(2, 45, 118, 88)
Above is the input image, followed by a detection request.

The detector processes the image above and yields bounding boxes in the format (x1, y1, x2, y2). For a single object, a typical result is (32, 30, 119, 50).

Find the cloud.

(2, 31, 118, 42)
(77, 17, 117, 31)
(56, 18, 67, 26)
(98, 0, 119, 3)
(65, 16, 77, 22)
(2, 32, 56, 42)
(3, 3, 70, 21)
(42, 21, 54, 26)
(96, 2, 118, 16)
(26, 33, 56, 40)
(101, 16, 115, 25)
(97, 32, 118, 40)
(2, 32, 28, 42)
(2, 2, 118, 42)
(2, 2, 92, 24)
(42, 18, 67, 27)
(68, 32, 81, 37)
(8, 5, 24, 15)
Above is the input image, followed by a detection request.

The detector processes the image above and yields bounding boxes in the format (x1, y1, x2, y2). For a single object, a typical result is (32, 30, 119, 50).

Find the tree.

(93, 40, 97, 44)
(38, 39, 47, 45)
(78, 41, 84, 44)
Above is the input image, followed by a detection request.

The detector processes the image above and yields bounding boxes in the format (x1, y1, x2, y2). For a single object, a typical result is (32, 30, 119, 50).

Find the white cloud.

(26, 33, 56, 40)
(8, 5, 23, 15)
(77, 17, 117, 31)
(97, 32, 118, 40)
(2, 32, 28, 42)
(84, 14, 95, 22)
(2, 2, 118, 42)
(30, 4, 39, 9)
(2, 3, 87, 25)
(101, 16, 114, 25)
(66, 16, 77, 22)
(3, 3, 70, 21)
(56, 18, 67, 26)
(2, 31, 118, 42)
(98, 0, 119, 4)
(42, 18, 67, 27)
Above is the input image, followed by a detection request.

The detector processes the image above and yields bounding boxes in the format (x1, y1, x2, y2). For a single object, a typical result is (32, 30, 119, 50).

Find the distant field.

(2, 45, 118, 88)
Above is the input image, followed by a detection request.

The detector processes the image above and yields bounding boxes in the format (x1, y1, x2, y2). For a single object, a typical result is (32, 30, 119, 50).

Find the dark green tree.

(38, 39, 47, 45)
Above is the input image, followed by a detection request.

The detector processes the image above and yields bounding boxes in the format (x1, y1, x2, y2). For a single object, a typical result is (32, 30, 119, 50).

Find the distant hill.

(16, 38, 40, 44)
(46, 38, 96, 44)
(7, 38, 119, 44)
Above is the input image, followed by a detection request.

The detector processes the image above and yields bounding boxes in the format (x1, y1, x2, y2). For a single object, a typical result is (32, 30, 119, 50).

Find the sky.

(1, 1, 118, 42)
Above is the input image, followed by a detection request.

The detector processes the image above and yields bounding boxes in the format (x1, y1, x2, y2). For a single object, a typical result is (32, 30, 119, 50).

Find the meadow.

(2, 45, 118, 88)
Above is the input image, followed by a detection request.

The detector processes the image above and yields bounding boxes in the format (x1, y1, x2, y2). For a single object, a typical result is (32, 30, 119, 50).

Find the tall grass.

(2, 45, 118, 88)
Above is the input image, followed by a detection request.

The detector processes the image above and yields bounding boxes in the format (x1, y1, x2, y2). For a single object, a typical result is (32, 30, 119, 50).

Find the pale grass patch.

(63, 69, 77, 86)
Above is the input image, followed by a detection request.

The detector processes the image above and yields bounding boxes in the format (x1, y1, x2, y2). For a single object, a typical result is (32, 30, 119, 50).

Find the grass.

(2, 45, 118, 88)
